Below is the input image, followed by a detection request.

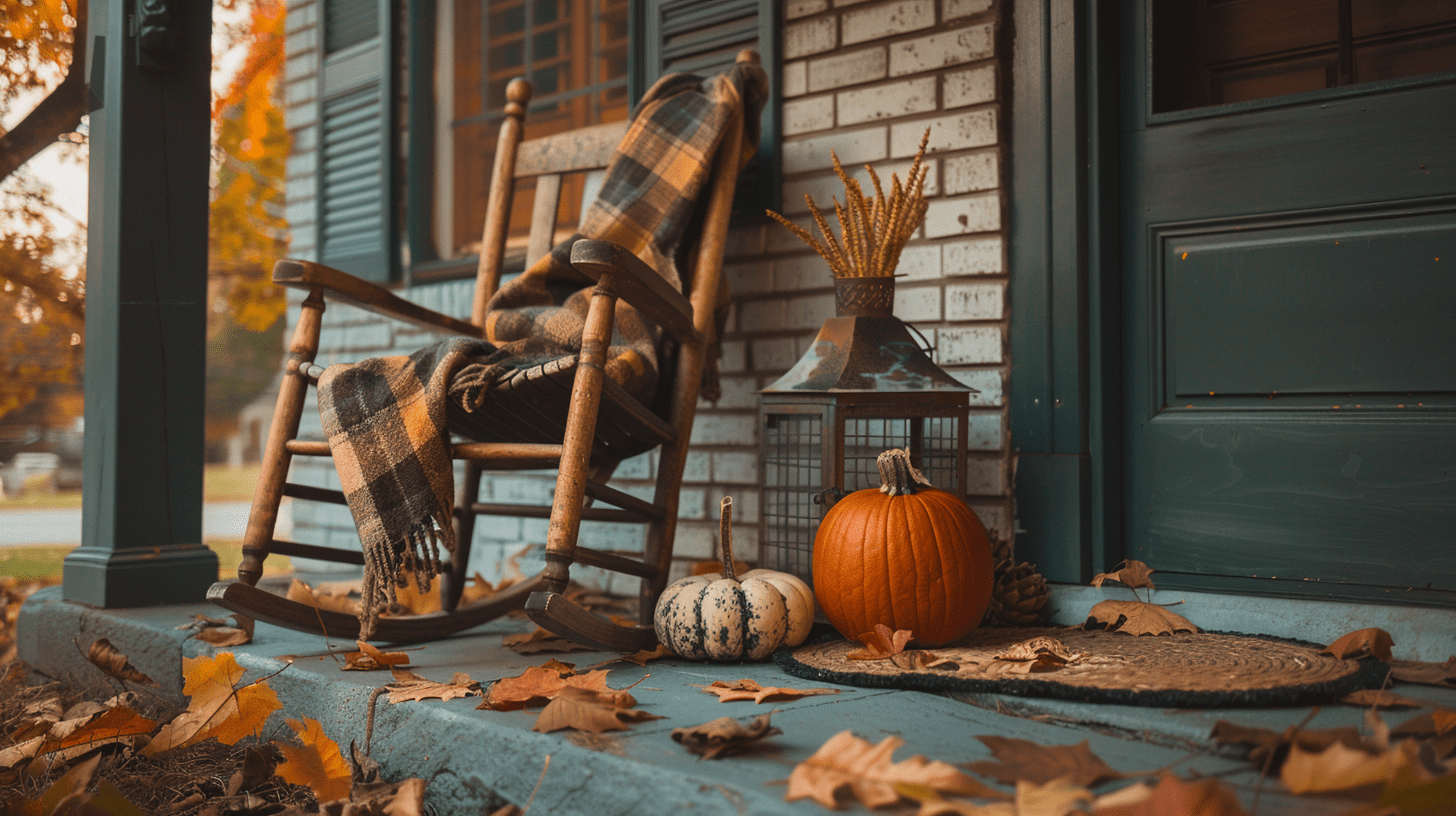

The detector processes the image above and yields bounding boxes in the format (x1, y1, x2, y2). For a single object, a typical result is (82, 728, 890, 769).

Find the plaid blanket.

(319, 61, 767, 639)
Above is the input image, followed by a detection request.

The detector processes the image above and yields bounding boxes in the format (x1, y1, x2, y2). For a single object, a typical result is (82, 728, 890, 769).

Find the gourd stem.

(719, 496, 737, 580)
(877, 449, 932, 496)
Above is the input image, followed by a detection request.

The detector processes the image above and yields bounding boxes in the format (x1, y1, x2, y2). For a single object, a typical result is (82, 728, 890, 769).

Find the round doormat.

(776, 627, 1387, 708)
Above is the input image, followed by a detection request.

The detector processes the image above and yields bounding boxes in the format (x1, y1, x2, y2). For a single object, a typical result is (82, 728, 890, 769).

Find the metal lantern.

(758, 277, 974, 586)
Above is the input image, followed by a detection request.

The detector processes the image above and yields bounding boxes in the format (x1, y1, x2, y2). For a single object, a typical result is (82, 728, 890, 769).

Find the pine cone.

(983, 531, 1050, 626)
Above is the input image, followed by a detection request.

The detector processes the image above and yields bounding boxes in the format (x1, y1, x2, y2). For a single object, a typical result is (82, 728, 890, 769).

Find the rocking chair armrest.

(273, 259, 482, 337)
(569, 239, 701, 344)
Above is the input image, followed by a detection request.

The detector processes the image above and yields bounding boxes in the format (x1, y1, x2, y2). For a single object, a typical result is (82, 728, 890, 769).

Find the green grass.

(0, 463, 262, 510)
(0, 538, 291, 581)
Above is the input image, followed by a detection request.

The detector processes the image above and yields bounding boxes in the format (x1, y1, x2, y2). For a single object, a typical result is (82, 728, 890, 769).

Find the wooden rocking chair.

(209, 52, 758, 649)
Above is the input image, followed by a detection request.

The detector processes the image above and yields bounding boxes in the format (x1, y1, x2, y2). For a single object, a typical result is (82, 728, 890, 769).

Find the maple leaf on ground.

(609, 644, 672, 667)
(84, 637, 156, 685)
(1321, 628, 1395, 662)
(0, 705, 157, 770)
(386, 578, 442, 616)
(966, 736, 1123, 788)
(1280, 737, 1430, 794)
(386, 668, 481, 704)
(143, 652, 282, 755)
(672, 713, 780, 759)
(1091, 560, 1157, 591)
(288, 578, 361, 615)
(1340, 689, 1431, 710)
(532, 686, 664, 733)
(503, 626, 595, 655)
(343, 640, 411, 671)
(697, 678, 840, 704)
(1390, 656, 1456, 687)
(1094, 775, 1249, 816)
(987, 637, 1084, 674)
(786, 730, 1006, 809)
(1209, 719, 1366, 772)
(1084, 600, 1198, 636)
(480, 664, 617, 711)
(276, 716, 354, 803)
(848, 624, 914, 660)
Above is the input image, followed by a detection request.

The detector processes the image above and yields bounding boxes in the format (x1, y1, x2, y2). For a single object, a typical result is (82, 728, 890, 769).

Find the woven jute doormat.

(776, 627, 1386, 708)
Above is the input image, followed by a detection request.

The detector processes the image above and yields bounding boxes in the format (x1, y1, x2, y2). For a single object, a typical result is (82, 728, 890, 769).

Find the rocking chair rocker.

(209, 51, 763, 649)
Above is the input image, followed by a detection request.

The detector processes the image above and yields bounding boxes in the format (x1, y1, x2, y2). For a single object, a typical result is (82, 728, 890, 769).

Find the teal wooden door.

(1121, 2, 1456, 602)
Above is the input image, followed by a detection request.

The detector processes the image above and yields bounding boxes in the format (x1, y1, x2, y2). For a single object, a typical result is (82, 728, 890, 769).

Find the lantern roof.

(761, 315, 974, 394)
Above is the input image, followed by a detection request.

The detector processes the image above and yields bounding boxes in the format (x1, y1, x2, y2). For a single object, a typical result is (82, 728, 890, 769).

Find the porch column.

(63, 0, 218, 605)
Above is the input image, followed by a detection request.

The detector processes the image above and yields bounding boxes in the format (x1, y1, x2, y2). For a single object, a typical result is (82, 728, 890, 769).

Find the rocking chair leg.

(238, 289, 325, 587)
(441, 460, 485, 611)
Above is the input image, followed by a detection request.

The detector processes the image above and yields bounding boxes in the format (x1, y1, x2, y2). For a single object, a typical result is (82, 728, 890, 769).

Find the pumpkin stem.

(719, 496, 738, 580)
(877, 449, 932, 496)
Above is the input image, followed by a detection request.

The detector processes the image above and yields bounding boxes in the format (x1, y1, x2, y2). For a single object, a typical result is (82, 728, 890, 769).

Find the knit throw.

(318, 62, 767, 639)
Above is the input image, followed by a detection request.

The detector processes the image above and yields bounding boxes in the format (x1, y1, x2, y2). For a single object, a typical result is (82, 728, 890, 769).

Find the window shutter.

(317, 0, 396, 283)
(639, 0, 781, 218)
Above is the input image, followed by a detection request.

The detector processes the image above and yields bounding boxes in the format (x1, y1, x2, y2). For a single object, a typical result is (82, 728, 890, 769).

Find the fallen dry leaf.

(84, 637, 156, 685)
(1391, 709, 1456, 739)
(848, 624, 914, 660)
(288, 578, 361, 615)
(143, 652, 282, 755)
(1095, 774, 1248, 816)
(1281, 737, 1427, 794)
(189, 614, 255, 647)
(1340, 689, 1430, 710)
(480, 664, 618, 711)
(386, 668, 481, 704)
(503, 626, 595, 655)
(1390, 656, 1456, 687)
(532, 686, 664, 734)
(0, 705, 157, 770)
(386, 578, 442, 616)
(1084, 600, 1198, 636)
(276, 716, 354, 803)
(966, 736, 1123, 788)
(672, 713, 780, 759)
(987, 637, 1084, 674)
(1322, 628, 1395, 662)
(786, 730, 1005, 809)
(612, 643, 672, 667)
(1012, 776, 1093, 816)
(3, 753, 152, 816)
(459, 572, 499, 605)
(343, 640, 411, 671)
(1091, 559, 1156, 590)
(697, 678, 840, 704)
(1209, 719, 1366, 772)
(891, 650, 959, 671)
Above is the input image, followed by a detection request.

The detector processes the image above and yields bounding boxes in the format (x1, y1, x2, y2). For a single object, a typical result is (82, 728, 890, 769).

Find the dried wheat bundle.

(768, 128, 932, 278)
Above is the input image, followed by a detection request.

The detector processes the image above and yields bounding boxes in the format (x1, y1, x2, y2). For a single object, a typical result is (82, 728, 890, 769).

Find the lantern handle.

(903, 321, 936, 356)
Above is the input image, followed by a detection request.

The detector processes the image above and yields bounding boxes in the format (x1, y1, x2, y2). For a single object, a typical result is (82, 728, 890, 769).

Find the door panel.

(1122, 3, 1456, 601)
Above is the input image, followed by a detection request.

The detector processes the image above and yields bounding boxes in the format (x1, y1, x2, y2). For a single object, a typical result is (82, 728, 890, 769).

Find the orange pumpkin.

(812, 449, 994, 646)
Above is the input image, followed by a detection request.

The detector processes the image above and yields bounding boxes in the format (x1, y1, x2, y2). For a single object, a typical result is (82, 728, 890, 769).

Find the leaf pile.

(479, 659, 660, 734)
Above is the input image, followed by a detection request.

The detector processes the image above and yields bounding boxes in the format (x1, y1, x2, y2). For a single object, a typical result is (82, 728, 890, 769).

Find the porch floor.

(17, 584, 1455, 816)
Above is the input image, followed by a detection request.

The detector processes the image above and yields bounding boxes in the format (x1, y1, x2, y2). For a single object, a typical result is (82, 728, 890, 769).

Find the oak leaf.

(1091, 560, 1156, 590)
(503, 627, 594, 655)
(343, 640, 411, 671)
(672, 713, 780, 759)
(1390, 656, 1456, 687)
(480, 664, 616, 711)
(386, 668, 481, 704)
(847, 624, 914, 660)
(966, 736, 1123, 788)
(143, 652, 282, 755)
(276, 716, 353, 803)
(697, 678, 840, 704)
(84, 638, 156, 685)
(1321, 628, 1394, 662)
(786, 730, 1004, 809)
(531, 686, 664, 733)
(1084, 600, 1198, 636)
(1094, 775, 1248, 816)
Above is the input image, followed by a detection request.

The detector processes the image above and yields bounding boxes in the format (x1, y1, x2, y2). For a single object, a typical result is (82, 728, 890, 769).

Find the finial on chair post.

(736, 49, 760, 66)
(505, 78, 532, 118)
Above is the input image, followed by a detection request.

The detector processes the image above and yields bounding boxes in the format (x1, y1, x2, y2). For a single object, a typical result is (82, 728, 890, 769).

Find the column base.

(62, 544, 220, 608)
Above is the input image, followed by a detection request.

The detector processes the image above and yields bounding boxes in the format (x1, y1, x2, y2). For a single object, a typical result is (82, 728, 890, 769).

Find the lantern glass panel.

(761, 412, 823, 580)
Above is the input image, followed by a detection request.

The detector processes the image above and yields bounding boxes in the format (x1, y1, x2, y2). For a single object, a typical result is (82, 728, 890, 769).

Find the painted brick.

(950, 367, 1004, 406)
(286, 0, 319, 32)
(787, 0, 830, 18)
(923, 191, 1000, 238)
(285, 200, 316, 227)
(683, 450, 711, 482)
(712, 451, 759, 484)
(677, 488, 708, 520)
(971, 501, 1011, 539)
(895, 243, 941, 280)
(889, 23, 995, 77)
(285, 53, 315, 81)
(718, 340, 747, 374)
(943, 151, 999, 195)
(967, 411, 1003, 450)
(944, 63, 996, 108)
(752, 337, 802, 372)
(943, 235, 1004, 276)
(938, 326, 1003, 364)
(834, 0, 875, 6)
(286, 26, 318, 55)
(286, 77, 318, 106)
(783, 61, 808, 98)
(673, 525, 715, 560)
(785, 17, 838, 59)
(965, 455, 1005, 495)
(785, 293, 836, 330)
(286, 99, 318, 128)
(737, 298, 787, 334)
(724, 490, 760, 523)
(782, 126, 887, 174)
(726, 223, 766, 258)
(807, 47, 888, 93)
(766, 214, 817, 253)
(288, 149, 318, 178)
(780, 158, 938, 215)
(615, 451, 655, 480)
(291, 123, 318, 152)
(773, 253, 831, 292)
(725, 260, 772, 295)
(836, 77, 936, 126)
(946, 282, 1003, 320)
(783, 95, 837, 136)
(891, 109, 996, 156)
(893, 284, 941, 322)
(690, 414, 758, 446)
(944, 0, 994, 20)
(841, 1, 935, 46)
(714, 376, 760, 410)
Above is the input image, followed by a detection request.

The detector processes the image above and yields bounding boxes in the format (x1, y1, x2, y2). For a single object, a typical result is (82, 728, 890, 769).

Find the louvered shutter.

(317, 0, 395, 283)
(640, 0, 780, 217)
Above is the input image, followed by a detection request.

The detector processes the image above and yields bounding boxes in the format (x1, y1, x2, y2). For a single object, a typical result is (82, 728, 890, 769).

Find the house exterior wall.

(277, 0, 1011, 588)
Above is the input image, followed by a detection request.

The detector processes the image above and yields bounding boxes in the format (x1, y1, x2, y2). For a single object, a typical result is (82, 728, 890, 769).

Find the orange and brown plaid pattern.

(317, 62, 768, 638)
